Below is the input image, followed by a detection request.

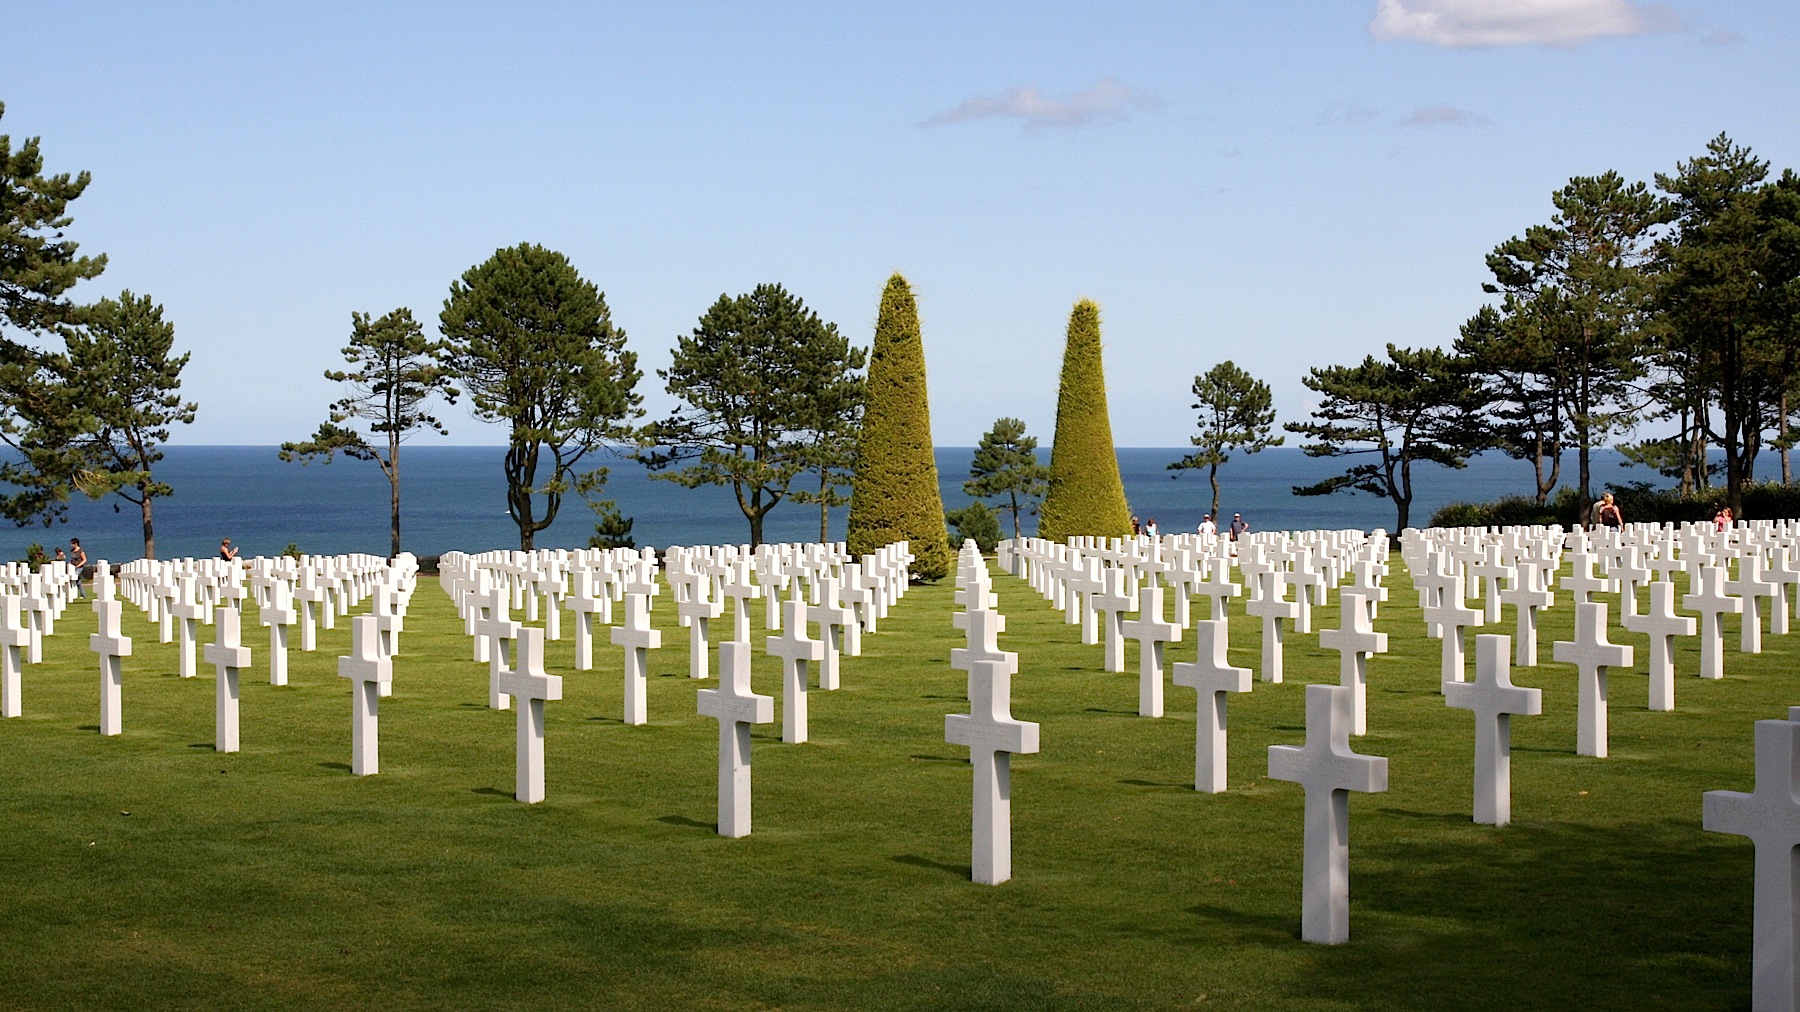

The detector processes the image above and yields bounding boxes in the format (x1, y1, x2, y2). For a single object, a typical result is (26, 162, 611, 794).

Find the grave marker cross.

(697, 640, 775, 838)
(338, 615, 392, 776)
(1552, 601, 1633, 758)
(1171, 618, 1252, 793)
(1445, 634, 1542, 826)
(1682, 565, 1741, 681)
(203, 607, 252, 753)
(945, 658, 1040, 886)
(1267, 684, 1389, 945)
(1120, 585, 1182, 717)
(611, 592, 662, 726)
(1319, 590, 1387, 736)
(1703, 716, 1800, 1012)
(1621, 580, 1695, 711)
(494, 627, 563, 803)
(766, 599, 825, 744)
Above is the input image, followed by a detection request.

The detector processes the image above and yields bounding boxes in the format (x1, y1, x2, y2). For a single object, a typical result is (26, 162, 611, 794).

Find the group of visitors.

(1593, 492, 1735, 531)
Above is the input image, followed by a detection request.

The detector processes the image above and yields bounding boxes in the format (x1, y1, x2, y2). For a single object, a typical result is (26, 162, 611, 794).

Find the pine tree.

(1037, 299, 1131, 542)
(280, 307, 458, 557)
(439, 243, 641, 551)
(59, 291, 198, 558)
(1168, 361, 1281, 520)
(846, 273, 951, 580)
(965, 417, 1048, 539)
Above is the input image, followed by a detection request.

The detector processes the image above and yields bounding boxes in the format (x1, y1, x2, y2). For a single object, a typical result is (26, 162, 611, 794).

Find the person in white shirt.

(1198, 514, 1217, 536)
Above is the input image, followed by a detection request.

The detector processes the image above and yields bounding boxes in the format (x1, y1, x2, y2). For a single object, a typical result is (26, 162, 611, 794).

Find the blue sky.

(4, 1, 1794, 448)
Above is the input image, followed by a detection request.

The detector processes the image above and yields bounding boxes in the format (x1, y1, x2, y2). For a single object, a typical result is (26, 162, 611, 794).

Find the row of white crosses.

(990, 537, 1401, 939)
(429, 541, 915, 804)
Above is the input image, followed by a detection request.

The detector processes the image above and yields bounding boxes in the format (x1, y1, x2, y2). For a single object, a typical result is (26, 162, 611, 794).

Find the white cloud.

(922, 77, 1160, 129)
(1401, 103, 1489, 126)
(1369, 0, 1681, 47)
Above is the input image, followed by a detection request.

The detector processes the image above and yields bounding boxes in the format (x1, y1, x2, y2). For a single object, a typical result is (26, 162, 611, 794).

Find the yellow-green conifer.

(1037, 299, 1132, 542)
(846, 273, 952, 580)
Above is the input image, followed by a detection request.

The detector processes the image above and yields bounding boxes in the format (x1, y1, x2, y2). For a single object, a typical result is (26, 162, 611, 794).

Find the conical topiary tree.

(846, 273, 952, 580)
(1037, 298, 1132, 542)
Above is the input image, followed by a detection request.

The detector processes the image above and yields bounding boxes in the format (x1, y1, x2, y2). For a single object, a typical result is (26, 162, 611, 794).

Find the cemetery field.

(0, 562, 1773, 1010)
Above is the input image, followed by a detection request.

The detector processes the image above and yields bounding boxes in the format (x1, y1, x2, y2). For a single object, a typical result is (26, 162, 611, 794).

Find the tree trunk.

(818, 470, 830, 543)
(388, 437, 403, 559)
(1208, 462, 1221, 519)
(141, 490, 156, 560)
(1782, 392, 1792, 485)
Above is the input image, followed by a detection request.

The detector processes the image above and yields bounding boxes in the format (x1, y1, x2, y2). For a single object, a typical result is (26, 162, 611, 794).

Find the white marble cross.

(294, 569, 327, 651)
(203, 607, 252, 753)
(767, 599, 824, 744)
(495, 626, 562, 803)
(1090, 568, 1137, 674)
(565, 566, 607, 671)
(809, 577, 854, 690)
(476, 587, 521, 711)
(1445, 634, 1542, 826)
(1552, 601, 1633, 758)
(951, 606, 1017, 699)
(1267, 683, 1389, 945)
(1422, 588, 1484, 690)
(946, 658, 1040, 886)
(262, 579, 296, 686)
(1621, 580, 1695, 712)
(1703, 714, 1800, 1012)
(1682, 565, 1741, 681)
(1727, 553, 1776, 655)
(89, 578, 132, 737)
(1196, 558, 1241, 623)
(719, 561, 762, 644)
(1560, 552, 1615, 606)
(611, 591, 661, 726)
(1319, 590, 1387, 736)
(1172, 618, 1252, 793)
(0, 595, 29, 719)
(338, 615, 391, 776)
(697, 639, 774, 838)
(677, 577, 722, 681)
(1471, 549, 1513, 624)
(1498, 563, 1554, 667)
(1120, 585, 1182, 717)
(1245, 570, 1300, 684)
(171, 575, 208, 678)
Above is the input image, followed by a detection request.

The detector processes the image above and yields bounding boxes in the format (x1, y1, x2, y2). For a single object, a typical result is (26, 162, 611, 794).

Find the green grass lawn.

(0, 561, 1776, 1009)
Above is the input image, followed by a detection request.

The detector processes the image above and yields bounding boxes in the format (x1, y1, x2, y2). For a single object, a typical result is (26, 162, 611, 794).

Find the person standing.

(1145, 517, 1159, 538)
(68, 538, 87, 598)
(1594, 493, 1623, 529)
(219, 538, 240, 562)
(1229, 513, 1249, 541)
(1199, 514, 1216, 536)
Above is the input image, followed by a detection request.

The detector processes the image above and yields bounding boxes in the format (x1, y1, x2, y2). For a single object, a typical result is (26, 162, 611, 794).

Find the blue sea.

(8, 445, 1656, 563)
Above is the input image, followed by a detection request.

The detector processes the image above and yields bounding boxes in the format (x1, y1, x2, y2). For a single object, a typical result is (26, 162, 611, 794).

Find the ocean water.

(8, 445, 1650, 563)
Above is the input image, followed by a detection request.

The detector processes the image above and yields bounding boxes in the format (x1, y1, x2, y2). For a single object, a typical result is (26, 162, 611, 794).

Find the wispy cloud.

(1401, 103, 1488, 127)
(921, 77, 1160, 129)
(1369, 0, 1681, 47)
(1703, 29, 1744, 45)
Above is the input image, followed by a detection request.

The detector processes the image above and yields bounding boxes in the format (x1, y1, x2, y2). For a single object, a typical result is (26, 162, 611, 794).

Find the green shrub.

(945, 502, 1001, 554)
(846, 273, 951, 580)
(1037, 299, 1132, 541)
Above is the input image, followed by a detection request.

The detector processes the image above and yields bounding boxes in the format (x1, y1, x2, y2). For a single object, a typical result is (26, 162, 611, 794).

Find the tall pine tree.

(1037, 299, 1131, 542)
(846, 273, 950, 580)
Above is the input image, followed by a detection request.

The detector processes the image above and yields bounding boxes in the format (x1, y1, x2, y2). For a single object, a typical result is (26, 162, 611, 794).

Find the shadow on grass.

(910, 754, 964, 763)
(1185, 903, 1300, 944)
(893, 853, 971, 879)
(318, 762, 351, 771)
(1082, 707, 1137, 715)
(656, 814, 715, 831)
(1120, 778, 1190, 790)
(585, 715, 627, 724)
(76, 724, 98, 732)
(470, 787, 512, 798)
(1279, 816, 1750, 1009)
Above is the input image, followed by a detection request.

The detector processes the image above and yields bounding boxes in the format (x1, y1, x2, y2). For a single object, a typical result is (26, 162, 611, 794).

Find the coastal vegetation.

(3, 100, 1799, 550)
